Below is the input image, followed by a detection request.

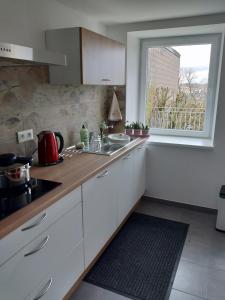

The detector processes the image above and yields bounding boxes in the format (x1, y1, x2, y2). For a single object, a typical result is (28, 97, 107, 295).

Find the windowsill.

(147, 135, 214, 149)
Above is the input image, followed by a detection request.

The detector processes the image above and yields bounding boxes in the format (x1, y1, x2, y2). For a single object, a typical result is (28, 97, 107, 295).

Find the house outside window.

(140, 34, 222, 138)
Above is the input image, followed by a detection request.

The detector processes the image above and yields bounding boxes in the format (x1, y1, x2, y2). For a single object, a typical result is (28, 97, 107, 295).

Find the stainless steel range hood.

(0, 42, 67, 67)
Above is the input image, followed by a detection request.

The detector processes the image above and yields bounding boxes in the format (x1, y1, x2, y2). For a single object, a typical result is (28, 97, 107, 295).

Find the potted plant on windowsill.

(125, 122, 133, 136)
(142, 124, 150, 137)
(132, 122, 142, 136)
(125, 121, 150, 137)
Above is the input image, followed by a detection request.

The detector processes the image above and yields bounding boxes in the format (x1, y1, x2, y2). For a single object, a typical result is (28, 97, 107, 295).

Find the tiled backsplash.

(0, 66, 125, 156)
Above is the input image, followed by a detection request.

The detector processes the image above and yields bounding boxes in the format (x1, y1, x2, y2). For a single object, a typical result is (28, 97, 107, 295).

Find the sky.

(173, 44, 211, 84)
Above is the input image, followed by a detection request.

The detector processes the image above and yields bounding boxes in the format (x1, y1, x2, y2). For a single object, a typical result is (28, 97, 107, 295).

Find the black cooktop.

(0, 178, 62, 221)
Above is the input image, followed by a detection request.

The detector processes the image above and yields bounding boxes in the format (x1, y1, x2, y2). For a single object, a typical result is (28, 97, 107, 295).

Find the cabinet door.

(26, 242, 84, 300)
(116, 152, 135, 225)
(133, 144, 146, 203)
(0, 202, 83, 300)
(0, 187, 81, 267)
(81, 28, 125, 85)
(83, 165, 118, 267)
(81, 28, 103, 84)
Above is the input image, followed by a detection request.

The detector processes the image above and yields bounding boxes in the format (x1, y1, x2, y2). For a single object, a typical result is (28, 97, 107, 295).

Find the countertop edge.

(0, 138, 146, 239)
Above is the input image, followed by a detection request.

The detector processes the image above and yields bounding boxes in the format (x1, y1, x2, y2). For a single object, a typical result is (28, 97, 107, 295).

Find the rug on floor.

(85, 212, 189, 300)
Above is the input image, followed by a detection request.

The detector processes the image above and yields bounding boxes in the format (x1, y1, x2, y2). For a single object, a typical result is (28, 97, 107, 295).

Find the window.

(139, 34, 222, 138)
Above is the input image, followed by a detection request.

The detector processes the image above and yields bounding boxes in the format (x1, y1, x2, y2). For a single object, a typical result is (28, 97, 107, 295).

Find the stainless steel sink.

(82, 138, 137, 156)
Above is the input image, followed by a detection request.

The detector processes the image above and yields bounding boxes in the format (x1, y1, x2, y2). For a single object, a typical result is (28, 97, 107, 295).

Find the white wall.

(107, 14, 225, 209)
(126, 34, 140, 122)
(106, 13, 225, 44)
(0, 0, 105, 49)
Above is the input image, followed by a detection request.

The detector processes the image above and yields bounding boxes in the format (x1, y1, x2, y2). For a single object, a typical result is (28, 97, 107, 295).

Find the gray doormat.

(85, 212, 189, 300)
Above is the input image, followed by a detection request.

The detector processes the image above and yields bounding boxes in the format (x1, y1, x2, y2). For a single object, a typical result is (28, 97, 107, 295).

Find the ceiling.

(57, 0, 225, 24)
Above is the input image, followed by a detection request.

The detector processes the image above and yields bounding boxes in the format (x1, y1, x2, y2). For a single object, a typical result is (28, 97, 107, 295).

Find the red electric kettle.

(37, 131, 64, 166)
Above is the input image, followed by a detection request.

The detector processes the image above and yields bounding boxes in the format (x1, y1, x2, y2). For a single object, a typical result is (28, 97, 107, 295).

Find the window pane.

(146, 44, 211, 132)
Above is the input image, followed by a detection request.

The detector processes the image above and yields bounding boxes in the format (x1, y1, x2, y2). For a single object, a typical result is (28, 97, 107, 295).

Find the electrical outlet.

(17, 129, 34, 143)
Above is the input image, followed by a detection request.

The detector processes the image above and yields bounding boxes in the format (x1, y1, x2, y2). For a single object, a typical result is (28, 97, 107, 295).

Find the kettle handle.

(54, 132, 64, 154)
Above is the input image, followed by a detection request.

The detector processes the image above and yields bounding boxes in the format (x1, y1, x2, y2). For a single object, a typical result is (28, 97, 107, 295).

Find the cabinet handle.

(21, 213, 47, 231)
(122, 154, 131, 160)
(101, 78, 111, 82)
(97, 169, 109, 178)
(33, 277, 53, 300)
(24, 236, 49, 257)
(138, 146, 143, 150)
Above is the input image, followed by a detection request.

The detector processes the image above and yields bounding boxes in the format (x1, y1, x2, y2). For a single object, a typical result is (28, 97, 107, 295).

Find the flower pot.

(133, 129, 141, 136)
(142, 129, 150, 137)
(125, 128, 133, 136)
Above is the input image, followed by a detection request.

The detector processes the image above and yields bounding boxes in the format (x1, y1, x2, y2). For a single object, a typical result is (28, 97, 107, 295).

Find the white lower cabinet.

(83, 143, 146, 268)
(116, 152, 135, 225)
(116, 145, 146, 225)
(133, 144, 146, 203)
(83, 164, 118, 267)
(0, 198, 84, 300)
(0, 186, 82, 267)
(0, 143, 146, 300)
(26, 241, 84, 300)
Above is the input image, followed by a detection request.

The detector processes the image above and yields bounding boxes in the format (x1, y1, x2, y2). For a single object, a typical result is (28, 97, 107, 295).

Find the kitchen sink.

(83, 137, 137, 156)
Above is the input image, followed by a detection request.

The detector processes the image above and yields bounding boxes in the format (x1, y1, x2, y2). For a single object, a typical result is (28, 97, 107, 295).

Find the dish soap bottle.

(80, 124, 89, 147)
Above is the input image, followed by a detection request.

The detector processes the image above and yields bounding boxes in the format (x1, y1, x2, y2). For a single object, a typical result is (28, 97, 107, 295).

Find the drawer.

(0, 201, 83, 300)
(26, 241, 84, 300)
(0, 186, 81, 266)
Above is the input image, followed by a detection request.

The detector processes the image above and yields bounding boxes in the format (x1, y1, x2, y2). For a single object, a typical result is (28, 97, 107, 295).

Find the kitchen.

(1, 1, 225, 300)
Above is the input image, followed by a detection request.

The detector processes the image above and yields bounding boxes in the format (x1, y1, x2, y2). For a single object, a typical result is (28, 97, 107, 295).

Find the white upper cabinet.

(46, 27, 125, 85)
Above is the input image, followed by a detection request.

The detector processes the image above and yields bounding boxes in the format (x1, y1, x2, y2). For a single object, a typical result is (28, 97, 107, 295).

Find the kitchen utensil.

(37, 131, 64, 166)
(108, 133, 130, 145)
(0, 153, 33, 189)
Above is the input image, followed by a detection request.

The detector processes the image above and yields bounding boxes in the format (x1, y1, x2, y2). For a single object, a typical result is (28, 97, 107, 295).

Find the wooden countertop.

(0, 138, 146, 239)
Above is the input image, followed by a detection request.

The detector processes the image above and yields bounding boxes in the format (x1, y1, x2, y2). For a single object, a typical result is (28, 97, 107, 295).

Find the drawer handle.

(138, 146, 143, 150)
(101, 78, 111, 82)
(123, 154, 131, 160)
(33, 277, 53, 300)
(97, 169, 109, 178)
(21, 213, 47, 231)
(24, 236, 49, 257)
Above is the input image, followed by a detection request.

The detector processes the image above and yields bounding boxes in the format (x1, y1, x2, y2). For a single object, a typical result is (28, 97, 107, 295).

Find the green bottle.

(80, 124, 89, 147)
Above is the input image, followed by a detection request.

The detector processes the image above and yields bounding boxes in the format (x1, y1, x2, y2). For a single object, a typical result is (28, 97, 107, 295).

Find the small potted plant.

(132, 122, 142, 136)
(125, 121, 133, 136)
(142, 124, 150, 137)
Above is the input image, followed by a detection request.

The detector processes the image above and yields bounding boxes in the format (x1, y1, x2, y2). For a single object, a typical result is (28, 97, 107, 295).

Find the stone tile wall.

(0, 66, 125, 156)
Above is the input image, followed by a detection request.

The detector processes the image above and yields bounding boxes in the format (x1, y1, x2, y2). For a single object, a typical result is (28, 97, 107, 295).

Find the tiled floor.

(71, 198, 225, 300)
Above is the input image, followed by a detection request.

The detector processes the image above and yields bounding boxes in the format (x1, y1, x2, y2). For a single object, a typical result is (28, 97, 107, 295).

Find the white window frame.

(139, 33, 222, 138)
